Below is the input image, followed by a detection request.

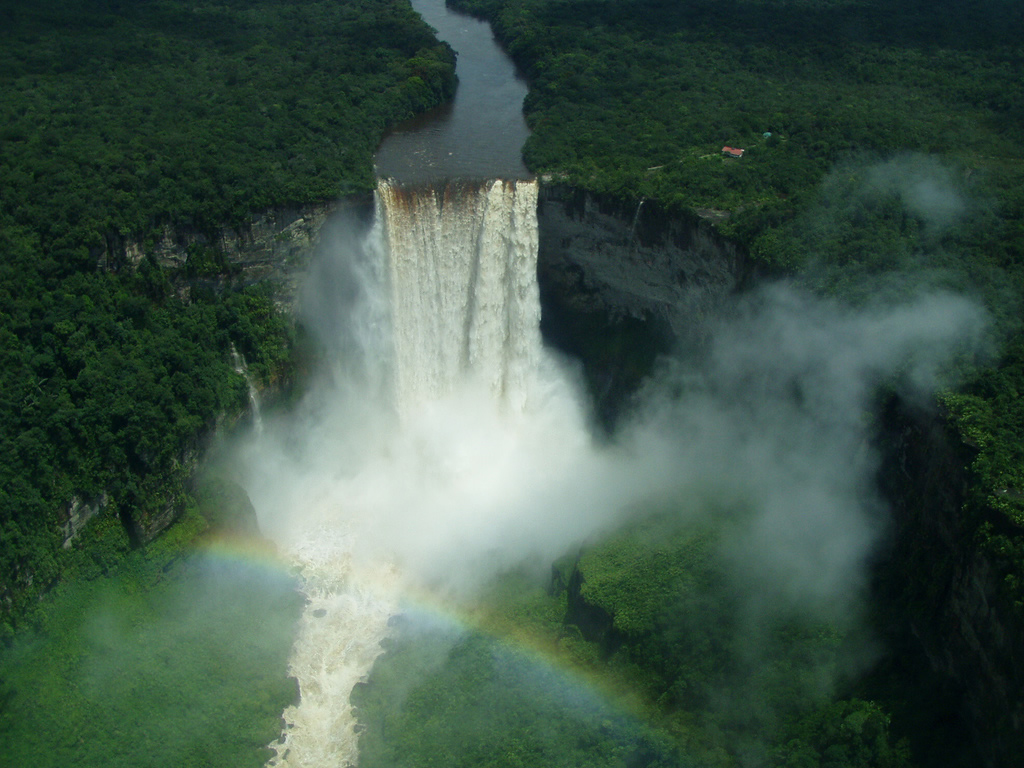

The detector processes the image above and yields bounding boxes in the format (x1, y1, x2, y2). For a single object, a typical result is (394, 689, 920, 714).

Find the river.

(373, 0, 532, 182)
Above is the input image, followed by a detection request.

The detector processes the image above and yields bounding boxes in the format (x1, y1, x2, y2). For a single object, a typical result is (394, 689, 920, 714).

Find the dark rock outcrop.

(876, 398, 1024, 767)
(535, 184, 752, 425)
(536, 183, 1024, 766)
(194, 475, 262, 538)
(61, 494, 108, 549)
(553, 556, 624, 657)
(99, 196, 374, 310)
(536, 184, 751, 344)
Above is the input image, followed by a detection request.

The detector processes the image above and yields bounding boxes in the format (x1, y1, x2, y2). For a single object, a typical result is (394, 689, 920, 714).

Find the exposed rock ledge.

(536, 183, 752, 346)
(98, 195, 374, 310)
(62, 494, 108, 548)
(878, 399, 1024, 767)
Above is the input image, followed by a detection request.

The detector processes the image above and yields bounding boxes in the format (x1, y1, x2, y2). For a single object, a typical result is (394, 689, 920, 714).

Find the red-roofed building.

(722, 146, 745, 158)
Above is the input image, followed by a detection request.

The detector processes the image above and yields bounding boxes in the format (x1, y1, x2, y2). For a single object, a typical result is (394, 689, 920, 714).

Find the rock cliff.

(66, 202, 373, 550)
(535, 183, 750, 425)
(536, 184, 751, 344)
(877, 398, 1024, 767)
(99, 196, 374, 310)
(536, 183, 1023, 766)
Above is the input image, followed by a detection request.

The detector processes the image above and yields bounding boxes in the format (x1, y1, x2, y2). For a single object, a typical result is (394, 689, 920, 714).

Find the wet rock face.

(62, 494, 108, 548)
(534, 183, 751, 427)
(536, 184, 750, 346)
(877, 399, 1024, 767)
(101, 196, 375, 310)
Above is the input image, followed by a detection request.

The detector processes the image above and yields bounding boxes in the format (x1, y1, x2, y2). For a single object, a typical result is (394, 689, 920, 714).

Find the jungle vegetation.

(0, 1, 454, 763)
(353, 514, 912, 768)
(0, 511, 303, 768)
(3, 0, 1024, 767)
(0, 0, 456, 632)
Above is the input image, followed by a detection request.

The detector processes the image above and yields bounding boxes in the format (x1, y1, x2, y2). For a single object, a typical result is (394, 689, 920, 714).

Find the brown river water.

(373, 0, 532, 182)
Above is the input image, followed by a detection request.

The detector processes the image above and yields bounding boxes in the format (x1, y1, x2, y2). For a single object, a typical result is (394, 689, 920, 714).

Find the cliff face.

(877, 400, 1024, 767)
(535, 183, 751, 425)
(61, 202, 373, 551)
(99, 197, 374, 310)
(62, 440, 201, 549)
(535, 183, 1023, 766)
(536, 184, 751, 344)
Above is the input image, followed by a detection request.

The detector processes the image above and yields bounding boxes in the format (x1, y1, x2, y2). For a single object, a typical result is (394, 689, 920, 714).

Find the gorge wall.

(536, 184, 751, 344)
(877, 399, 1024, 767)
(97, 197, 374, 310)
(534, 183, 751, 424)
(58, 201, 375, 550)
(536, 183, 1022, 766)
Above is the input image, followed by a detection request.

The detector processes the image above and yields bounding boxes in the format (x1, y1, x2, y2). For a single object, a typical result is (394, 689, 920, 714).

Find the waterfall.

(377, 178, 543, 415)
(262, 177, 585, 768)
(627, 197, 645, 249)
(230, 344, 264, 434)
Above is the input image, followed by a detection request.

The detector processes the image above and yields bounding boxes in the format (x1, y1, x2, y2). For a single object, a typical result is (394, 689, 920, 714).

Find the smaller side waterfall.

(627, 197, 645, 249)
(230, 344, 264, 434)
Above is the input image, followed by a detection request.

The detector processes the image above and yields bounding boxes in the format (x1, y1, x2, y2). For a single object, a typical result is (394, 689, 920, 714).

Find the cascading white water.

(230, 344, 265, 435)
(378, 179, 543, 414)
(263, 177, 588, 768)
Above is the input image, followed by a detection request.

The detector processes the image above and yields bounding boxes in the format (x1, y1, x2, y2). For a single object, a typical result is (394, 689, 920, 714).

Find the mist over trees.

(1, 0, 1023, 767)
(450, 0, 1024, 603)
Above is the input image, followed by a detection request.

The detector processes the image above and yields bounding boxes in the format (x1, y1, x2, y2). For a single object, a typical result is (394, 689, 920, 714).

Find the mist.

(864, 153, 967, 235)
(622, 283, 985, 613)
(241, 245, 984, 605)
(228, 180, 986, 765)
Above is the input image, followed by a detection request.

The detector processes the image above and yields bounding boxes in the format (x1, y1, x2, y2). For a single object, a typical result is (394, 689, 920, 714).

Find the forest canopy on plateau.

(0, 0, 456, 632)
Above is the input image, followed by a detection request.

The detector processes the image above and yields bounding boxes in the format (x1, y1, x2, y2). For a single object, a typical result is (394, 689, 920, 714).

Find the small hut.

(722, 146, 745, 158)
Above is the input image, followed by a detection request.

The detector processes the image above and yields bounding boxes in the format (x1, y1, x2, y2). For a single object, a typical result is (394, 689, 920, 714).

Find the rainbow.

(199, 532, 652, 724)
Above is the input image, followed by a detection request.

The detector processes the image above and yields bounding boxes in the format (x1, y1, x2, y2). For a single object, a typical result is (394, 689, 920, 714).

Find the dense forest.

(0, 0, 456, 632)
(0, 0, 456, 764)
(3, 0, 1024, 766)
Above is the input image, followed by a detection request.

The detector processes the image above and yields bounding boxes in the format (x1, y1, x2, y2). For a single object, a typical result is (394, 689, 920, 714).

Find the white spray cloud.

(238, 202, 986, 607)
(865, 153, 966, 234)
(620, 283, 986, 617)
